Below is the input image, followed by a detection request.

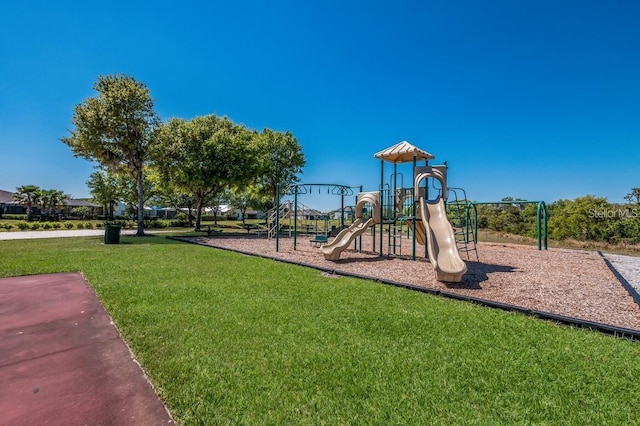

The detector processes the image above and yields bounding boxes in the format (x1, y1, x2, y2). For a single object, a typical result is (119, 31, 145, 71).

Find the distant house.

(0, 189, 14, 217)
(0, 189, 36, 216)
(297, 208, 324, 221)
(330, 206, 355, 221)
(114, 201, 170, 219)
(0, 189, 100, 218)
(64, 199, 101, 217)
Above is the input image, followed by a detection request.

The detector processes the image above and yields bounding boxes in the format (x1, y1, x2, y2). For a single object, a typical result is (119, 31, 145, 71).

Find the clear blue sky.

(1, 1, 638, 211)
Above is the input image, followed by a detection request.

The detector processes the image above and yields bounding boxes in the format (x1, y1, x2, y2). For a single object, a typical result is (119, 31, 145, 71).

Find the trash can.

(104, 224, 122, 244)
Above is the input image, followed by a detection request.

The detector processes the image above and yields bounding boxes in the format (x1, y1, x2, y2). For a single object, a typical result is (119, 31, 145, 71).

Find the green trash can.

(104, 224, 122, 244)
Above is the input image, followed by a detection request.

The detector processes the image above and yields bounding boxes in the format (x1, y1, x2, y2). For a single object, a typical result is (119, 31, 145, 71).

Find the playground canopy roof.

(374, 141, 435, 163)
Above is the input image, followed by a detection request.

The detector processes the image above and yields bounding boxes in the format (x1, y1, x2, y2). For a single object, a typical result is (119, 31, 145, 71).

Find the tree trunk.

(136, 167, 145, 236)
(195, 196, 204, 231)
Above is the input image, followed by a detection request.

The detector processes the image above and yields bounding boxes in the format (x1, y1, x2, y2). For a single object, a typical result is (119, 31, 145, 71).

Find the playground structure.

(413, 166, 467, 282)
(321, 191, 381, 261)
(269, 141, 548, 283)
(269, 183, 362, 251)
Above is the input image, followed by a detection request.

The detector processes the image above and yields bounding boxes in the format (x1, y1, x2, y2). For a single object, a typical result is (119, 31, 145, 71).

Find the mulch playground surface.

(0, 272, 172, 425)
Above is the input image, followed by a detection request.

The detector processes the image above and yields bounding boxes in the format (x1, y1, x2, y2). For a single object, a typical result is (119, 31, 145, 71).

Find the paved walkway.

(0, 273, 173, 424)
(0, 229, 141, 240)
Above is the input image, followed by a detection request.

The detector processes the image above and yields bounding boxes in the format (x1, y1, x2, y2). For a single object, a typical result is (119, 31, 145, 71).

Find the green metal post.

(412, 155, 417, 260)
(379, 159, 384, 256)
(543, 202, 548, 249)
(358, 185, 363, 252)
(536, 201, 548, 250)
(340, 187, 345, 230)
(275, 184, 280, 252)
(293, 190, 298, 250)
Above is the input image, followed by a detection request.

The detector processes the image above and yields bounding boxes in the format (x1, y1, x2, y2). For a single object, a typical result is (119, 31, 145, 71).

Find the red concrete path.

(0, 273, 173, 425)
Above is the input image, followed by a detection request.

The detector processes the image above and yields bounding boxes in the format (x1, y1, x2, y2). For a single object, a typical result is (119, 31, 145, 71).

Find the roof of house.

(66, 199, 100, 208)
(299, 208, 324, 216)
(0, 189, 100, 208)
(0, 189, 14, 203)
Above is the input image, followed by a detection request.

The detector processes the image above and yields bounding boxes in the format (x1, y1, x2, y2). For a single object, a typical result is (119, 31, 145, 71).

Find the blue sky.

(1, 1, 638, 211)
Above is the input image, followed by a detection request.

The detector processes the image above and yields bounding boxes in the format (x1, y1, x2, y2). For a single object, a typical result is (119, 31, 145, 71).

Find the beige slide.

(418, 197, 467, 282)
(414, 166, 467, 282)
(321, 191, 380, 261)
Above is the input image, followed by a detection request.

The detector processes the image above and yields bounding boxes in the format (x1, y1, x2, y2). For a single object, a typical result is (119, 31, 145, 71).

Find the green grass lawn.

(1, 236, 639, 424)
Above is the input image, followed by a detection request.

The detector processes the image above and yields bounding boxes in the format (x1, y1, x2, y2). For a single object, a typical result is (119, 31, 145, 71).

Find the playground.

(181, 141, 640, 332)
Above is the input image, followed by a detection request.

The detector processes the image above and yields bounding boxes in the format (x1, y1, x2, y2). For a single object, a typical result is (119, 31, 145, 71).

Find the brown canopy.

(374, 141, 435, 163)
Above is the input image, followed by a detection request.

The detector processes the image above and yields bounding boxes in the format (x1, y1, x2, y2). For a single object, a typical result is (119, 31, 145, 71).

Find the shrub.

(3, 214, 27, 220)
(42, 223, 52, 230)
(52, 223, 62, 229)
(70, 206, 91, 219)
(30, 223, 41, 230)
(96, 222, 103, 228)
(76, 223, 85, 229)
(0, 223, 14, 230)
(64, 222, 74, 229)
(17, 222, 29, 230)
(173, 212, 189, 227)
(84, 222, 93, 229)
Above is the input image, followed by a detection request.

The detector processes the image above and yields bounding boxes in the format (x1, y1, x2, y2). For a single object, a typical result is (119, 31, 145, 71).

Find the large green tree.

(152, 114, 258, 230)
(61, 74, 160, 236)
(12, 185, 40, 221)
(624, 188, 640, 205)
(228, 185, 264, 224)
(115, 168, 157, 217)
(87, 168, 120, 220)
(256, 128, 306, 207)
(37, 189, 66, 218)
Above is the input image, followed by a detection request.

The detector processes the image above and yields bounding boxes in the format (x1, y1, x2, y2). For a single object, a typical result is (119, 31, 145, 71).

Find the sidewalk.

(0, 229, 151, 240)
(0, 272, 173, 424)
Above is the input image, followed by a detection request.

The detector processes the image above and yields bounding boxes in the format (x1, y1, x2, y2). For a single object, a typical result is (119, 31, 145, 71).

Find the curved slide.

(418, 196, 467, 282)
(321, 191, 380, 261)
(320, 217, 376, 260)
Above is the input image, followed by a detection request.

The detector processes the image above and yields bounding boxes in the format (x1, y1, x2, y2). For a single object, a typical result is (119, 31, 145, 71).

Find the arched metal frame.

(464, 201, 548, 250)
(275, 183, 363, 251)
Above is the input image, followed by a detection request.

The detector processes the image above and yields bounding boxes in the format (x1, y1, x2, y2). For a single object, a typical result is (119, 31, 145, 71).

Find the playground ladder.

(267, 201, 291, 239)
(447, 187, 479, 262)
(267, 200, 320, 239)
(388, 220, 405, 257)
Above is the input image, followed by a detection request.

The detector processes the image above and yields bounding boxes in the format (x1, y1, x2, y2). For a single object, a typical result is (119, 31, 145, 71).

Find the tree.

(37, 189, 66, 219)
(228, 185, 263, 224)
(548, 196, 611, 241)
(624, 188, 640, 205)
(13, 185, 40, 221)
(114, 168, 157, 218)
(61, 74, 160, 236)
(152, 178, 198, 227)
(256, 128, 306, 206)
(152, 114, 258, 230)
(71, 206, 91, 219)
(87, 168, 119, 220)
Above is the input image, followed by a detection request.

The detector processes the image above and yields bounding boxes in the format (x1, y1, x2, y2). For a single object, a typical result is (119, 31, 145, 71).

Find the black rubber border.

(598, 251, 640, 310)
(170, 236, 640, 341)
